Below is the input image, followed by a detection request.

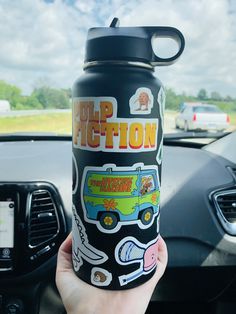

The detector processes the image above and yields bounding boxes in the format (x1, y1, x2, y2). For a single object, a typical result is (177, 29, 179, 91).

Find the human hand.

(56, 233, 168, 314)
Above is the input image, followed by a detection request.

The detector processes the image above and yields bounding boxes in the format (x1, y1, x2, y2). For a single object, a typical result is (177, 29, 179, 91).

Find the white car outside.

(175, 103, 230, 132)
(0, 100, 11, 112)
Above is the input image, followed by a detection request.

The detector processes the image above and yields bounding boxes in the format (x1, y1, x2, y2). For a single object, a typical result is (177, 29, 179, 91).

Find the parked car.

(175, 103, 230, 132)
(0, 100, 10, 113)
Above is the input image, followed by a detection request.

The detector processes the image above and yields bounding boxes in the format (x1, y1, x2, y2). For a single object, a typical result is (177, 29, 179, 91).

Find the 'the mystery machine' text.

(73, 97, 158, 152)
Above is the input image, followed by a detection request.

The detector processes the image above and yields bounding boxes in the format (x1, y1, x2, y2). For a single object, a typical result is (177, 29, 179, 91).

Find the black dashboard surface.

(0, 136, 236, 311)
(0, 139, 235, 267)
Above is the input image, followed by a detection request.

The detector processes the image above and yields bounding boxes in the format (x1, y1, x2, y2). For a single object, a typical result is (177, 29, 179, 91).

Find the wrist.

(68, 303, 98, 314)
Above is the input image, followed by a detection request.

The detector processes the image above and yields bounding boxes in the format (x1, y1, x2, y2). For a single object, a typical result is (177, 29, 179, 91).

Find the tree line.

(165, 88, 236, 112)
(0, 80, 236, 112)
(0, 80, 71, 110)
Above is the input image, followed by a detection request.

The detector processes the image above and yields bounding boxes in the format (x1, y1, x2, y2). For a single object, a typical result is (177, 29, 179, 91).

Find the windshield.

(0, 1, 235, 141)
(192, 106, 222, 113)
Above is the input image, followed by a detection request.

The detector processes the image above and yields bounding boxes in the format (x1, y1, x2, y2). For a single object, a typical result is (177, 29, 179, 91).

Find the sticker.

(129, 88, 154, 114)
(156, 87, 165, 165)
(157, 86, 166, 120)
(91, 267, 112, 286)
(72, 153, 79, 195)
(80, 163, 160, 233)
(72, 205, 108, 272)
(73, 97, 158, 152)
(115, 236, 159, 286)
(156, 137, 163, 165)
(156, 214, 160, 234)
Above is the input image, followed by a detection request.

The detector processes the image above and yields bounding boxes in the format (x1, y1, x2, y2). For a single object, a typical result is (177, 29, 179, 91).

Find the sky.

(0, 0, 236, 97)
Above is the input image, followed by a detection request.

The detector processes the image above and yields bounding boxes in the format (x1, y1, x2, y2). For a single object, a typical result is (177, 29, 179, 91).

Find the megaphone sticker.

(115, 235, 159, 286)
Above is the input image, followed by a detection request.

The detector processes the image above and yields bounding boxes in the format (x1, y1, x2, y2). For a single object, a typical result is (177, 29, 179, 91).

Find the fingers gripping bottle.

(72, 18, 184, 290)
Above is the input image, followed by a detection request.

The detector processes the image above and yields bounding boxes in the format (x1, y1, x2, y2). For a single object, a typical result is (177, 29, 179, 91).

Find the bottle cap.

(85, 18, 185, 67)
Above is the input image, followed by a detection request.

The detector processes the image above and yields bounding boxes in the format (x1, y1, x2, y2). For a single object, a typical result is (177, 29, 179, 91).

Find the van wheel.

(140, 208, 153, 225)
(99, 212, 118, 230)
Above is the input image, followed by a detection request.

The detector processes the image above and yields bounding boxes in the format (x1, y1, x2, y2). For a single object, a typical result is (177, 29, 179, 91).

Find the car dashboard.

(0, 133, 235, 314)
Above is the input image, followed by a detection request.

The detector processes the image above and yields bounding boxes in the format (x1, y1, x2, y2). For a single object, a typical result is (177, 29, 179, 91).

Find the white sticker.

(157, 214, 160, 234)
(72, 153, 79, 195)
(80, 163, 160, 233)
(156, 87, 165, 165)
(129, 88, 154, 114)
(158, 86, 166, 120)
(115, 236, 159, 286)
(73, 97, 158, 153)
(91, 267, 112, 286)
(72, 205, 108, 272)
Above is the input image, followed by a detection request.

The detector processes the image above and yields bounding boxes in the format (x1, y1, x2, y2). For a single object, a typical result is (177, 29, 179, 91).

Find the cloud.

(0, 0, 86, 93)
(0, 0, 236, 97)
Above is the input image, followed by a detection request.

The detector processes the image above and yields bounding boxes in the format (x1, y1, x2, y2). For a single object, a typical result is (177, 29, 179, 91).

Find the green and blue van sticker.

(73, 97, 158, 153)
(156, 87, 165, 165)
(115, 236, 159, 286)
(72, 205, 108, 272)
(129, 88, 154, 114)
(80, 163, 160, 233)
(91, 267, 112, 287)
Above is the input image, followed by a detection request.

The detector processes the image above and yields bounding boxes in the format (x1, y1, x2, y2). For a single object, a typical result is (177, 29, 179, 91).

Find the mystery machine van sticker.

(72, 205, 108, 272)
(72, 153, 79, 195)
(115, 236, 159, 286)
(129, 88, 154, 114)
(80, 163, 160, 233)
(73, 97, 158, 152)
(156, 87, 165, 165)
(91, 267, 112, 287)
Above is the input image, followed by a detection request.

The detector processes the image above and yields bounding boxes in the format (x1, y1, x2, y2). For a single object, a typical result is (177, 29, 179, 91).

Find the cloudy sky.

(0, 0, 236, 97)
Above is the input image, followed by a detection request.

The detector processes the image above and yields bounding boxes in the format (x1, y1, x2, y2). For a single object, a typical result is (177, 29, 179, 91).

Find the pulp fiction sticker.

(80, 162, 160, 234)
(73, 97, 158, 152)
(72, 205, 108, 272)
(115, 236, 159, 286)
(129, 88, 154, 114)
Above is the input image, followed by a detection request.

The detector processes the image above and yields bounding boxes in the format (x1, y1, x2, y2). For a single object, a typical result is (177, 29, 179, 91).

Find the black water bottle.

(72, 18, 184, 290)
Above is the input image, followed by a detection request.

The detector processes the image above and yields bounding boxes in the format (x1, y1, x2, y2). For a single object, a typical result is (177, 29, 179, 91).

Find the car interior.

(0, 130, 235, 314)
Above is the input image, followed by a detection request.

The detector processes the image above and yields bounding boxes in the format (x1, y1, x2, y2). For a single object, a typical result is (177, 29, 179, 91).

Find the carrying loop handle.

(145, 27, 185, 66)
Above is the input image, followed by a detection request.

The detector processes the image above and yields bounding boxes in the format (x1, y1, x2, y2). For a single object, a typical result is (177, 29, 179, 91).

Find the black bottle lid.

(85, 18, 185, 67)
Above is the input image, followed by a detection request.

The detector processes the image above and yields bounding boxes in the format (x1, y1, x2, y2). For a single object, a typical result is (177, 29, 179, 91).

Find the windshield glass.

(0, 1, 235, 140)
(192, 106, 222, 113)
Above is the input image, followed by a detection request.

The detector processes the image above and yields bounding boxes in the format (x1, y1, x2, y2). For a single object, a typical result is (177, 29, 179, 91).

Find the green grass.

(0, 111, 235, 135)
(230, 112, 236, 127)
(0, 112, 72, 134)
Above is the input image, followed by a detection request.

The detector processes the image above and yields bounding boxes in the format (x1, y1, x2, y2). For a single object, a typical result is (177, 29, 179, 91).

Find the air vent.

(213, 189, 236, 236)
(28, 190, 60, 247)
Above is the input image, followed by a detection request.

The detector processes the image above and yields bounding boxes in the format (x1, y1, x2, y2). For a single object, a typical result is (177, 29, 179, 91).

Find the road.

(164, 111, 178, 134)
(0, 109, 233, 137)
(0, 109, 178, 132)
(0, 109, 71, 117)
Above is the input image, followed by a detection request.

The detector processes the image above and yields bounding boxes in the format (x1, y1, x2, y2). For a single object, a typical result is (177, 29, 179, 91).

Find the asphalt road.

(0, 109, 71, 117)
(0, 109, 233, 137)
(0, 109, 178, 133)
